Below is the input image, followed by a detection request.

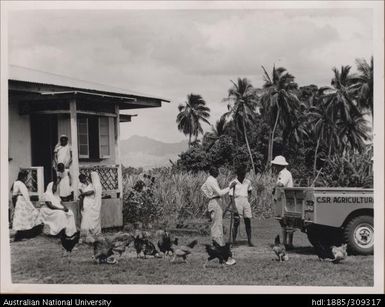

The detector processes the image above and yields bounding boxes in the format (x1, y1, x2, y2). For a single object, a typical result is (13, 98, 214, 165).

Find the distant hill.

(120, 135, 188, 169)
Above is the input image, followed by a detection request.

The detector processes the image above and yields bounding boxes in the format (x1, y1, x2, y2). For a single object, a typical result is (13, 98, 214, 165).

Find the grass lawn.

(10, 218, 373, 286)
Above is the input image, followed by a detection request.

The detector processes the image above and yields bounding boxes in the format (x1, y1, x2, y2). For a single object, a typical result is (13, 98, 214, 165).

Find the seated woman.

(79, 172, 102, 241)
(11, 170, 44, 241)
(40, 173, 77, 237)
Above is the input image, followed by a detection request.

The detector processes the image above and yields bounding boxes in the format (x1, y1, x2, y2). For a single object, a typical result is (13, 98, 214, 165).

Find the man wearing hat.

(54, 135, 72, 169)
(271, 155, 294, 248)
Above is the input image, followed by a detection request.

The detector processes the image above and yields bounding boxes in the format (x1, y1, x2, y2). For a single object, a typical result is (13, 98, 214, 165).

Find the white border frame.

(1, 0, 383, 294)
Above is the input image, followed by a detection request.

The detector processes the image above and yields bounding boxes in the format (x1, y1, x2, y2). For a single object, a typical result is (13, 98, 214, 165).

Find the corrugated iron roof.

(9, 65, 170, 102)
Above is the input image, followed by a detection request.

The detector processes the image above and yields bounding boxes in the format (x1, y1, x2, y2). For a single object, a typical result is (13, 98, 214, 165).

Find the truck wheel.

(344, 215, 374, 255)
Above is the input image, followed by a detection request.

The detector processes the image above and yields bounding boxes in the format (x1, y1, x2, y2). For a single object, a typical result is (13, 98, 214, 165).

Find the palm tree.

(321, 65, 362, 157)
(337, 112, 371, 154)
(224, 78, 258, 173)
(308, 99, 338, 176)
(259, 65, 300, 166)
(355, 57, 373, 116)
(176, 94, 211, 147)
(203, 115, 229, 150)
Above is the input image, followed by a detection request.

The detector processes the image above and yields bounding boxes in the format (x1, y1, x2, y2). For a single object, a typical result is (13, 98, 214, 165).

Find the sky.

(8, 7, 373, 143)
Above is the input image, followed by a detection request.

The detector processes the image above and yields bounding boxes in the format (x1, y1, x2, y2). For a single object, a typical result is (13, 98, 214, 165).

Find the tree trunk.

(242, 118, 256, 174)
(269, 108, 280, 165)
(313, 137, 320, 177)
(188, 133, 192, 148)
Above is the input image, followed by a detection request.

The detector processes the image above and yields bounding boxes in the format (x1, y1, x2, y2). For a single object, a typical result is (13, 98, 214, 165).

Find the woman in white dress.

(80, 172, 102, 239)
(40, 177, 77, 237)
(11, 170, 43, 241)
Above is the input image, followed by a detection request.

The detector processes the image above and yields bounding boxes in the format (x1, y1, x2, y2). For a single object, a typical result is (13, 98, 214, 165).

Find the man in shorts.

(229, 166, 254, 247)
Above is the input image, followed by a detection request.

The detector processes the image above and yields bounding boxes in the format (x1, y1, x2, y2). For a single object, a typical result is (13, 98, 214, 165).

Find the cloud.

(8, 8, 373, 142)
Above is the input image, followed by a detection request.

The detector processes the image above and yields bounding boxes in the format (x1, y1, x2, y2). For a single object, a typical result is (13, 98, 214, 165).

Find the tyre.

(344, 215, 374, 255)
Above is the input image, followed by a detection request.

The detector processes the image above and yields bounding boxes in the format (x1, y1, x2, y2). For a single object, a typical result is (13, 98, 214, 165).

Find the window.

(77, 116, 111, 160)
(99, 117, 110, 158)
(77, 117, 89, 158)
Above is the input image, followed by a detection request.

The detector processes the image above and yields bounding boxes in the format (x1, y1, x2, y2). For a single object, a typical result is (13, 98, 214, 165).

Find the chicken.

(313, 241, 336, 262)
(171, 239, 198, 263)
(134, 235, 146, 258)
(59, 230, 80, 263)
(143, 239, 162, 258)
(157, 230, 178, 257)
(93, 236, 115, 264)
(203, 241, 232, 268)
(331, 244, 347, 263)
(60, 230, 80, 252)
(272, 235, 289, 261)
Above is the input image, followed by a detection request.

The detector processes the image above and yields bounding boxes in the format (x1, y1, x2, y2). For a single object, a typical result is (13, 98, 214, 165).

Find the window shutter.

(99, 117, 110, 158)
(77, 117, 89, 158)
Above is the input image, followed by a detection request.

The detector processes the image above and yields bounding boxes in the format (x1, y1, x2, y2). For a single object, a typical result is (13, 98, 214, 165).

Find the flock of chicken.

(272, 234, 347, 263)
(59, 229, 347, 266)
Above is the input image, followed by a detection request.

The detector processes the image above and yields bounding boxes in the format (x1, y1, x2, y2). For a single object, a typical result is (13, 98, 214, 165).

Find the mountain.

(120, 135, 188, 169)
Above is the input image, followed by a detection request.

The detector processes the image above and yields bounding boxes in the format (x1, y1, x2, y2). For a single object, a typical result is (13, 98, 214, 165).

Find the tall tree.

(355, 57, 373, 116)
(308, 99, 338, 176)
(224, 78, 258, 173)
(320, 65, 362, 157)
(176, 94, 211, 147)
(259, 65, 300, 167)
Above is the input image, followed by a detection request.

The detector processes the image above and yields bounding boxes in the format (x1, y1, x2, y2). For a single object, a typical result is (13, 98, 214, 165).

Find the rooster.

(171, 239, 198, 263)
(59, 229, 80, 263)
(157, 230, 178, 257)
(272, 235, 289, 262)
(134, 235, 146, 258)
(314, 242, 347, 264)
(92, 236, 115, 264)
(331, 244, 347, 264)
(143, 239, 162, 258)
(203, 240, 233, 268)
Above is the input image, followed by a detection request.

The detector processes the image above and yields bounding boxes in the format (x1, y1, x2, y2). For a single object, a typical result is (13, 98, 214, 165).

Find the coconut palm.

(176, 94, 211, 147)
(337, 111, 371, 154)
(355, 57, 373, 116)
(259, 65, 300, 166)
(308, 99, 338, 176)
(224, 78, 258, 173)
(318, 65, 369, 159)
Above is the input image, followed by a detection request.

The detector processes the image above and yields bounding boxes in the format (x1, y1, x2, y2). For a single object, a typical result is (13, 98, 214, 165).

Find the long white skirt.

(81, 196, 101, 236)
(40, 206, 77, 236)
(12, 197, 42, 231)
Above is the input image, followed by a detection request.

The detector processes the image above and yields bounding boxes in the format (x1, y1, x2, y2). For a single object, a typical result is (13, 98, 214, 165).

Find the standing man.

(271, 155, 294, 249)
(201, 167, 236, 265)
(229, 166, 254, 247)
(53, 135, 72, 169)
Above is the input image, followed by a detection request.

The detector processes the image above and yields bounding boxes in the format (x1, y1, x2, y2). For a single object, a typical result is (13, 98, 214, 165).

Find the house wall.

(8, 101, 32, 188)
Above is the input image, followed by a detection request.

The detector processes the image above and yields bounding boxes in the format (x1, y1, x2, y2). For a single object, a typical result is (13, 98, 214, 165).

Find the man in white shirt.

(229, 166, 254, 246)
(201, 167, 237, 265)
(272, 155, 294, 249)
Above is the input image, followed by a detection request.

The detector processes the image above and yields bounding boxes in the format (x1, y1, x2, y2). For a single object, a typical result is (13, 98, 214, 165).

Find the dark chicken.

(157, 230, 178, 256)
(203, 240, 232, 268)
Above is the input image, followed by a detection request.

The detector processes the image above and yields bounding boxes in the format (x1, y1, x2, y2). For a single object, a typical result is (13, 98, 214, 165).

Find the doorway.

(30, 114, 58, 188)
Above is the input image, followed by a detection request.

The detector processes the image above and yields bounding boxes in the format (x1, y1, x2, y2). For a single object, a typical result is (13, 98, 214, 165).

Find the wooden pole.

(69, 98, 80, 200)
(115, 104, 122, 199)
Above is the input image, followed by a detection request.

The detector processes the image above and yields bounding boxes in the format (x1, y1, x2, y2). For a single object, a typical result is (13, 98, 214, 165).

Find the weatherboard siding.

(8, 102, 32, 188)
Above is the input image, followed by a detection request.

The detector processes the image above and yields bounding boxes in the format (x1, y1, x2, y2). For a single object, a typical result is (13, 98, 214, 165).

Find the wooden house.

(8, 65, 169, 228)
